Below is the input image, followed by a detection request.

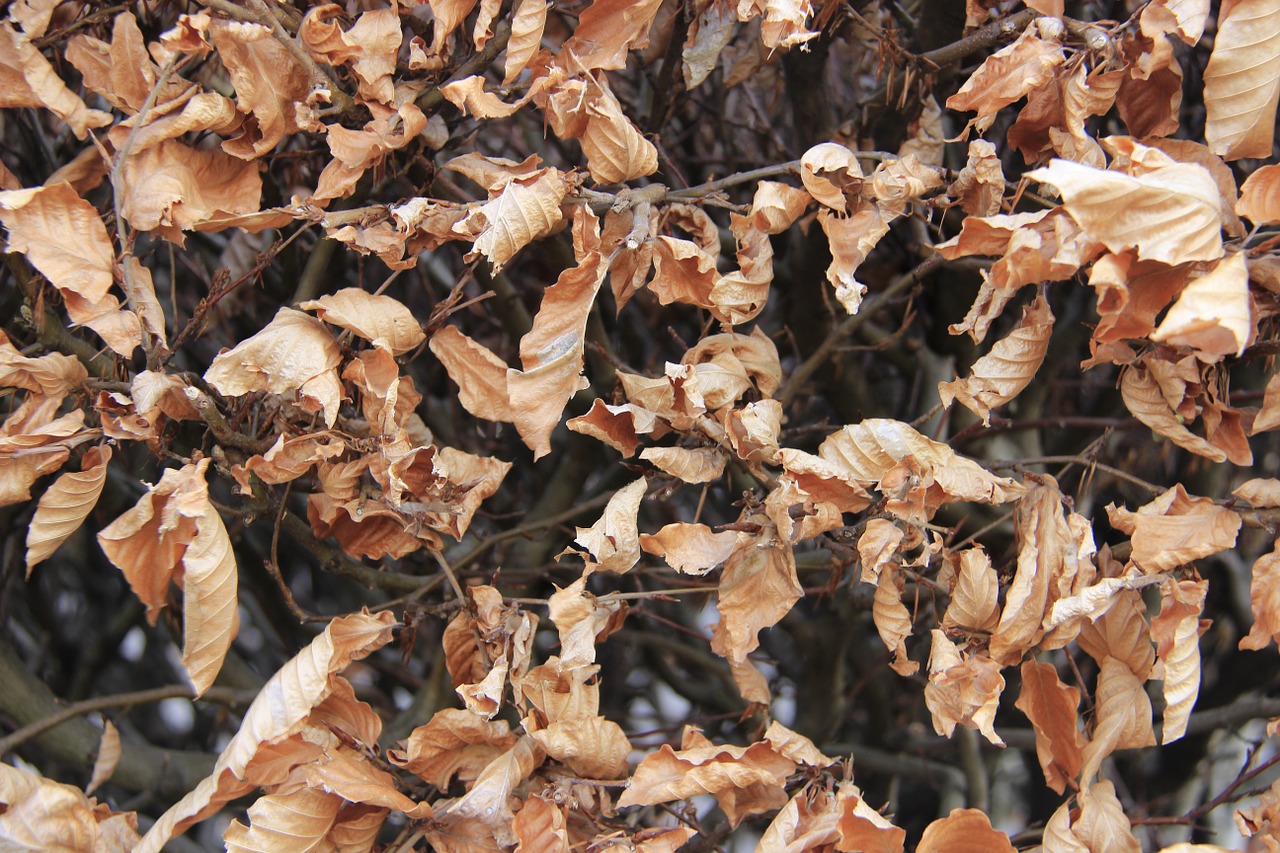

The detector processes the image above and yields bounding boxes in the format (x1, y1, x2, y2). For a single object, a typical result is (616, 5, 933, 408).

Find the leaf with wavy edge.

(817, 419, 1024, 506)
(134, 610, 398, 853)
(916, 808, 1016, 853)
(456, 169, 571, 273)
(940, 295, 1054, 425)
(1238, 541, 1280, 651)
(223, 786, 343, 853)
(1028, 157, 1222, 265)
(1080, 656, 1155, 782)
(300, 288, 425, 356)
(1119, 362, 1226, 462)
(1151, 253, 1253, 358)
(26, 444, 111, 574)
(1073, 780, 1141, 852)
(1203, 0, 1280, 159)
(1151, 578, 1207, 743)
(181, 505, 240, 697)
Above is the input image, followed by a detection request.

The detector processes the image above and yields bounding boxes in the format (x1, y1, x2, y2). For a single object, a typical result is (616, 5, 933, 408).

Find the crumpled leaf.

(941, 547, 999, 635)
(710, 524, 802, 663)
(96, 457, 238, 696)
(1107, 484, 1240, 573)
(939, 294, 1054, 425)
(639, 522, 739, 574)
(874, 565, 918, 676)
(389, 709, 518, 790)
(1151, 578, 1208, 743)
(573, 477, 647, 574)
(1072, 779, 1141, 852)
(0, 22, 112, 138)
(617, 727, 795, 827)
(300, 288, 425, 355)
(134, 610, 398, 853)
(1028, 153, 1223, 265)
(0, 761, 140, 852)
(640, 446, 725, 483)
(946, 26, 1065, 136)
(1238, 540, 1280, 651)
(1150, 253, 1253, 358)
(1119, 361, 1226, 463)
(923, 630, 1005, 745)
(455, 169, 572, 272)
(205, 307, 343, 428)
(1080, 656, 1156, 782)
(223, 786, 343, 853)
(800, 143, 863, 214)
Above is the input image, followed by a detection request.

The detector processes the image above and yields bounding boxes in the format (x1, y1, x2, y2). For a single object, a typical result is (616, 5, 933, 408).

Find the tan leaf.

(0, 182, 115, 306)
(1073, 779, 1141, 852)
(1255, 371, 1280, 434)
(513, 795, 569, 853)
(874, 565, 918, 676)
(1107, 484, 1241, 572)
(223, 786, 343, 853)
(1238, 163, 1280, 224)
(942, 547, 999, 635)
(508, 245, 608, 458)
(1234, 478, 1280, 507)
(442, 737, 544, 847)
(1151, 578, 1207, 742)
(939, 294, 1054, 425)
(819, 204, 890, 314)
(949, 139, 1006, 216)
(300, 288, 425, 355)
(548, 575, 626, 668)
(96, 457, 237, 695)
(946, 27, 1065, 135)
(567, 398, 665, 456)
(504, 0, 547, 83)
(574, 477, 646, 574)
(710, 527, 803, 663)
(181, 500, 240, 696)
(1027, 155, 1223, 265)
(857, 518, 903, 584)
(818, 419, 1024, 510)
(763, 721, 833, 768)
(923, 631, 1005, 745)
(527, 715, 631, 779)
(835, 783, 907, 853)
(134, 610, 397, 853)
(800, 142, 863, 214)
(1239, 540, 1280, 651)
(205, 307, 343, 428)
(429, 326, 513, 423)
(1119, 362, 1226, 462)
(990, 479, 1083, 665)
(617, 729, 794, 826)
(389, 709, 517, 790)
(1039, 798, 1090, 853)
(85, 719, 121, 796)
(0, 22, 112, 138)
(639, 522, 739, 574)
(1203, 0, 1280, 159)
(915, 808, 1016, 853)
(561, 0, 663, 71)
(747, 180, 811, 234)
(1150, 253, 1253, 358)
(737, 0, 818, 49)
(26, 444, 111, 574)
(0, 761, 139, 852)
(118, 139, 263, 244)
(0, 331, 88, 398)
(209, 19, 312, 157)
(1080, 656, 1156, 782)
(640, 446, 725, 483)
(455, 169, 572, 272)
(1015, 659, 1084, 793)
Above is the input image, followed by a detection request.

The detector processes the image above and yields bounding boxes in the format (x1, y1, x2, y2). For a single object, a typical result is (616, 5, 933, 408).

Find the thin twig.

(0, 684, 255, 757)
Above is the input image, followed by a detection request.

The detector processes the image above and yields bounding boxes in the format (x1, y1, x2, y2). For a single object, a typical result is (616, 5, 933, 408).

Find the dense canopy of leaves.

(2, 0, 1280, 850)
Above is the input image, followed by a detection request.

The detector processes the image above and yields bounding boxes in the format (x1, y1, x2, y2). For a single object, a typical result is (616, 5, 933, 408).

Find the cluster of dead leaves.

(2, 0, 1280, 850)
